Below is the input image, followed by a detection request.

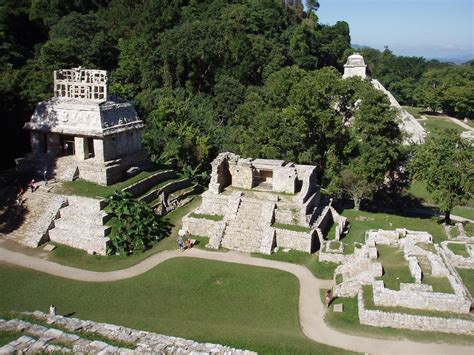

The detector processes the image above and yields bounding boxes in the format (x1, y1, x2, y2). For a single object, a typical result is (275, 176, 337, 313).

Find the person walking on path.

(28, 179, 35, 192)
(177, 235, 184, 252)
(49, 304, 56, 316)
(325, 289, 332, 308)
(43, 170, 48, 186)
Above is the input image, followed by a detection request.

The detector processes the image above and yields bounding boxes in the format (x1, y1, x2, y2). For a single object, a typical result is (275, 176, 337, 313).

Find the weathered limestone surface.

(372, 281, 471, 314)
(122, 170, 176, 197)
(48, 195, 110, 255)
(358, 290, 474, 335)
(17, 68, 148, 186)
(0, 312, 256, 354)
(185, 153, 325, 254)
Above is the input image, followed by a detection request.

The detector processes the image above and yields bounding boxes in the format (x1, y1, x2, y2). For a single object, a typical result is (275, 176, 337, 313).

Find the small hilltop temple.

(16, 68, 147, 185)
(343, 53, 426, 144)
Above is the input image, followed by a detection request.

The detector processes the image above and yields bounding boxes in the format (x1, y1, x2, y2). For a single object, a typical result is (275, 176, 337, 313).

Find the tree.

(341, 168, 375, 210)
(409, 131, 474, 224)
(107, 191, 166, 255)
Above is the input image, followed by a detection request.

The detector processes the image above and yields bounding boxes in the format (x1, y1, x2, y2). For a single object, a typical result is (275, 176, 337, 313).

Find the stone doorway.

(254, 169, 273, 190)
(60, 135, 75, 156)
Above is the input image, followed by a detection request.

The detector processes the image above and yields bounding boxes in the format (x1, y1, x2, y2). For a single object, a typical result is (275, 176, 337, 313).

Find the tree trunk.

(444, 210, 451, 225)
(354, 197, 360, 210)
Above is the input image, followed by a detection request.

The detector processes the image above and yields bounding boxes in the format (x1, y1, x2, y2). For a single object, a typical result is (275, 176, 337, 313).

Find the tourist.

(49, 304, 56, 316)
(177, 234, 184, 252)
(16, 187, 25, 206)
(28, 179, 35, 192)
(43, 170, 48, 186)
(325, 289, 332, 307)
(186, 232, 193, 250)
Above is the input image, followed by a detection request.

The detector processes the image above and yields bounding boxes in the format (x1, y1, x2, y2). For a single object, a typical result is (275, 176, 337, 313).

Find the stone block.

(43, 244, 56, 252)
(333, 304, 344, 313)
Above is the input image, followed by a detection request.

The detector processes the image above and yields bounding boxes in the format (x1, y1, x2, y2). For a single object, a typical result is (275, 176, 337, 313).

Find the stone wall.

(273, 166, 296, 193)
(198, 191, 230, 216)
(229, 162, 253, 189)
(275, 228, 315, 253)
(441, 241, 474, 269)
(10, 311, 256, 354)
(358, 290, 474, 335)
(103, 129, 142, 161)
(182, 215, 218, 238)
(140, 178, 190, 204)
(122, 170, 176, 197)
(372, 281, 471, 314)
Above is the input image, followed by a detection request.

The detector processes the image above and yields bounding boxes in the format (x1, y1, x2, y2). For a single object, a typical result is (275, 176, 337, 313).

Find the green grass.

(329, 241, 340, 250)
(273, 223, 311, 233)
(421, 116, 466, 138)
(189, 213, 224, 221)
(407, 180, 435, 205)
(47, 196, 202, 271)
(253, 251, 338, 280)
(403, 106, 424, 119)
(447, 243, 470, 257)
(323, 289, 474, 345)
(340, 209, 447, 244)
(465, 223, 474, 236)
(452, 206, 474, 220)
(325, 222, 337, 240)
(0, 260, 349, 354)
(376, 245, 413, 290)
(457, 268, 474, 297)
(57, 170, 162, 199)
(423, 276, 454, 294)
(0, 330, 21, 346)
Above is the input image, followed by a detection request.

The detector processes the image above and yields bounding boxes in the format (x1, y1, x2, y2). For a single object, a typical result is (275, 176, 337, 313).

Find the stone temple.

(182, 152, 346, 254)
(16, 68, 147, 185)
(343, 53, 426, 144)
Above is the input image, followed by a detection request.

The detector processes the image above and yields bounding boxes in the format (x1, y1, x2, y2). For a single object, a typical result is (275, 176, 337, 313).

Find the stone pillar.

(74, 136, 85, 161)
(47, 133, 61, 156)
(94, 138, 105, 162)
(30, 131, 41, 155)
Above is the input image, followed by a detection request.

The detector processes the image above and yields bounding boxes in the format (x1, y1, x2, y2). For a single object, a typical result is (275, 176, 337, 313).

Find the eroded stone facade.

(16, 68, 147, 185)
(183, 152, 346, 254)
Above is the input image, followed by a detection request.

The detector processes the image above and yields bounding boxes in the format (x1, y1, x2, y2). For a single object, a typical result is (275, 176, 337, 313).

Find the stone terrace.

(0, 311, 256, 354)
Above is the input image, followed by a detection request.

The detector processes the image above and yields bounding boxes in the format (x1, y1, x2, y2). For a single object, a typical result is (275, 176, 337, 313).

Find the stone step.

(48, 227, 109, 255)
(59, 205, 110, 225)
(53, 219, 111, 237)
(66, 195, 106, 211)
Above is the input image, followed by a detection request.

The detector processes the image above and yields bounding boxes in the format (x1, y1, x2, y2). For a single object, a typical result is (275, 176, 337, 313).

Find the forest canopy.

(0, 0, 471, 202)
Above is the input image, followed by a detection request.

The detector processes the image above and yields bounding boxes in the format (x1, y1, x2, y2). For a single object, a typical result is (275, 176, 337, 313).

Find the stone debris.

(0, 312, 257, 354)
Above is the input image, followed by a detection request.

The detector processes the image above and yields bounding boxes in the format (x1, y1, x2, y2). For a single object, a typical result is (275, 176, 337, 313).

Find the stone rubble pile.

(0, 312, 256, 354)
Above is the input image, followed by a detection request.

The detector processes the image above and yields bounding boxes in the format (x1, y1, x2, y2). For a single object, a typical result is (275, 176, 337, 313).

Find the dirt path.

(0, 247, 471, 354)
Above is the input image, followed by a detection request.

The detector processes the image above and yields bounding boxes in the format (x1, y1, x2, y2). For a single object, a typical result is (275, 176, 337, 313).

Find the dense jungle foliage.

(0, 0, 471, 203)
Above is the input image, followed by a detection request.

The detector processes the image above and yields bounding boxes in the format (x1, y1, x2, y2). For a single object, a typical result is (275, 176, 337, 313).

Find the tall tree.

(409, 131, 474, 224)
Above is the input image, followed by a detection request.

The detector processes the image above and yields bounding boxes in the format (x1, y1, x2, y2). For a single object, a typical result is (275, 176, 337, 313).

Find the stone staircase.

(48, 195, 110, 255)
(2, 188, 66, 248)
(52, 156, 78, 181)
(220, 198, 274, 253)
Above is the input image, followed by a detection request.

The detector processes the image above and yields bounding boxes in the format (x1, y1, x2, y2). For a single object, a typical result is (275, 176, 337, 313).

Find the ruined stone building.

(183, 152, 346, 254)
(16, 68, 147, 185)
(343, 53, 426, 144)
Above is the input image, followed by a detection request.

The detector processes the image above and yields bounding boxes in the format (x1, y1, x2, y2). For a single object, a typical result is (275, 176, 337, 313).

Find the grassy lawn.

(447, 243, 470, 257)
(340, 209, 447, 244)
(452, 207, 474, 221)
(376, 245, 413, 290)
(272, 223, 312, 233)
(420, 116, 466, 138)
(189, 213, 224, 221)
(323, 289, 474, 345)
(253, 250, 338, 280)
(0, 260, 349, 354)
(457, 268, 474, 297)
(402, 106, 424, 119)
(0, 330, 21, 346)
(465, 223, 474, 236)
(47, 196, 202, 271)
(423, 275, 453, 294)
(326, 222, 337, 240)
(56, 170, 162, 199)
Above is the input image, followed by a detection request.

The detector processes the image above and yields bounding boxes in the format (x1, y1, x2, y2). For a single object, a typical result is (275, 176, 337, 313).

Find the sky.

(316, 0, 473, 61)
